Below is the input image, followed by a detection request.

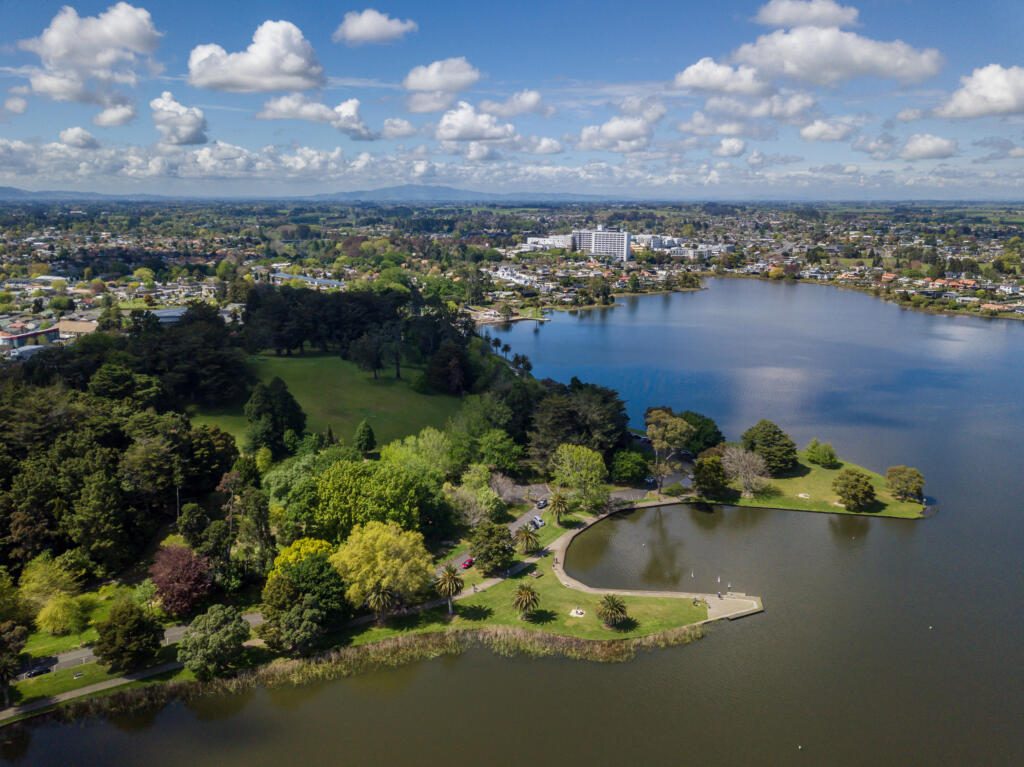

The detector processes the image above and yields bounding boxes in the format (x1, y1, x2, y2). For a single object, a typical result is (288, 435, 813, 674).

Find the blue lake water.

(11, 278, 1024, 766)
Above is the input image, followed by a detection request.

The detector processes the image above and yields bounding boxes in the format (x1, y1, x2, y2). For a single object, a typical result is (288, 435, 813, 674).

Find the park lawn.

(24, 584, 134, 659)
(192, 353, 462, 447)
(728, 451, 924, 519)
(348, 553, 707, 646)
(12, 646, 183, 706)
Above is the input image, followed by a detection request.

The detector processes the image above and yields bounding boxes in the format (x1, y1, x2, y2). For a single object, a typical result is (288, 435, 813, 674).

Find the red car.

(461, 557, 475, 570)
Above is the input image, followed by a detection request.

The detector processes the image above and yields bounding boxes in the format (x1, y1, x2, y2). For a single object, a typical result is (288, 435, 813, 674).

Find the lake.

(9, 278, 1024, 765)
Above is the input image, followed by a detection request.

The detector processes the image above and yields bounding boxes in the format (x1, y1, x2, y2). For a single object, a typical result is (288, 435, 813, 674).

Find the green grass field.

(726, 451, 925, 519)
(192, 354, 462, 447)
(23, 585, 134, 658)
(349, 553, 707, 646)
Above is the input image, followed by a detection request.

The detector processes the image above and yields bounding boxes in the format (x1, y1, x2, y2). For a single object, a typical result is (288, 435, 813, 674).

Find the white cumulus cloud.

(258, 93, 375, 140)
(674, 57, 771, 96)
(713, 138, 747, 157)
(435, 102, 515, 141)
(382, 118, 417, 139)
(188, 21, 324, 92)
(3, 97, 28, 115)
(735, 26, 942, 86)
(59, 126, 99, 149)
(754, 0, 859, 28)
(579, 116, 653, 153)
(403, 57, 480, 113)
(800, 118, 857, 141)
(93, 104, 136, 126)
(150, 91, 208, 145)
(900, 133, 957, 160)
(17, 3, 160, 122)
(404, 57, 480, 92)
(479, 90, 551, 117)
(332, 9, 417, 45)
(936, 64, 1024, 119)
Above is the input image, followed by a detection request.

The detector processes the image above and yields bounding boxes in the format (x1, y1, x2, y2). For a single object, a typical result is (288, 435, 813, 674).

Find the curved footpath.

(0, 499, 762, 724)
(548, 502, 764, 622)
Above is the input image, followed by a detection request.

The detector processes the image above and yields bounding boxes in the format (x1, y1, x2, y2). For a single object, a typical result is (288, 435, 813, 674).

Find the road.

(4, 499, 761, 724)
(24, 613, 265, 678)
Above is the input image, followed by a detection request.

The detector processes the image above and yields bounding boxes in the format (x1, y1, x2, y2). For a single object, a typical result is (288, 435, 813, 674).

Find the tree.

(680, 411, 725, 455)
(315, 460, 447, 541)
(380, 427, 459, 483)
(476, 429, 522, 473)
(833, 468, 876, 512)
(550, 443, 609, 512)
(244, 378, 306, 457)
(721, 446, 769, 498)
(512, 584, 539, 619)
(549, 491, 570, 527)
(610, 450, 649, 485)
(17, 554, 79, 616)
(36, 593, 88, 636)
(514, 524, 540, 554)
(354, 420, 376, 456)
(330, 522, 433, 620)
(0, 621, 28, 706)
(178, 502, 210, 548)
(806, 439, 839, 468)
(740, 420, 797, 477)
(597, 594, 628, 628)
(149, 546, 213, 617)
(887, 466, 925, 502)
(645, 408, 695, 491)
(262, 538, 347, 623)
(692, 454, 728, 498)
(349, 331, 384, 379)
(469, 521, 515, 575)
(434, 563, 464, 615)
(93, 599, 162, 671)
(177, 605, 250, 680)
(257, 595, 326, 656)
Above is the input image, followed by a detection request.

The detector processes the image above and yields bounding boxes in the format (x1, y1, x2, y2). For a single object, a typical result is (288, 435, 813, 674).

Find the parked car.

(532, 515, 546, 527)
(535, 498, 549, 509)
(460, 557, 475, 570)
(25, 666, 51, 678)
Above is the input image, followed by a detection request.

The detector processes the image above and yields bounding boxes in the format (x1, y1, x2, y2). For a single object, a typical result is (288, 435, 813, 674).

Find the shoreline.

(1, 508, 759, 728)
(708, 272, 1024, 323)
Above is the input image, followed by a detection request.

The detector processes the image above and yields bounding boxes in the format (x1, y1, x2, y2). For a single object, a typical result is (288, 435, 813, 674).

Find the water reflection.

(828, 514, 871, 547)
(184, 688, 256, 721)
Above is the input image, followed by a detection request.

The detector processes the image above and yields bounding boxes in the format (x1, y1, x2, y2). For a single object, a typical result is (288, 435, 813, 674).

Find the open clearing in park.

(727, 451, 925, 519)
(347, 553, 709, 647)
(192, 354, 462, 447)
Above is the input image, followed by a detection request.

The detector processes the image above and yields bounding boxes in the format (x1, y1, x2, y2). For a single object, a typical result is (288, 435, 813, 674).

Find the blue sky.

(2, 0, 1024, 197)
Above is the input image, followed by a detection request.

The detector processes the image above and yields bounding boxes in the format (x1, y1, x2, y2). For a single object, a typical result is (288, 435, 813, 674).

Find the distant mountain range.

(0, 184, 609, 203)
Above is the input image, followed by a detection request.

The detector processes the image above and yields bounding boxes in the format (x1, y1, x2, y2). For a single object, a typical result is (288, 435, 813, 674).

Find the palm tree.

(514, 524, 540, 554)
(434, 564, 464, 615)
(367, 585, 395, 625)
(549, 491, 569, 527)
(597, 594, 628, 628)
(512, 584, 540, 620)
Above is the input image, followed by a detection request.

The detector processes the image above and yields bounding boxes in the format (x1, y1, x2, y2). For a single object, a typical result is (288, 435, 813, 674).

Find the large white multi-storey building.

(571, 227, 631, 261)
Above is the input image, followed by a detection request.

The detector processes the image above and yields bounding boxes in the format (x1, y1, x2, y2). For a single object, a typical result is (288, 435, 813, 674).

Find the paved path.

(1, 662, 184, 723)
(6, 499, 762, 723)
(34, 613, 265, 676)
(547, 503, 764, 622)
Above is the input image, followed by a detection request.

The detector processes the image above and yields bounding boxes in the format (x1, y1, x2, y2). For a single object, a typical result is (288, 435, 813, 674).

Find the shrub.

(610, 450, 649, 485)
(805, 439, 839, 468)
(36, 593, 89, 636)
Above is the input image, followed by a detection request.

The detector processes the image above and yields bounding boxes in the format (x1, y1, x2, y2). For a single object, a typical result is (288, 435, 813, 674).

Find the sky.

(2, 0, 1024, 198)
